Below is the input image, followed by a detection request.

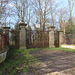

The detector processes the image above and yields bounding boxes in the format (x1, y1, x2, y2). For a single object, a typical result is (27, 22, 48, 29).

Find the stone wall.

(59, 31, 64, 47)
(0, 51, 7, 63)
(61, 44, 75, 49)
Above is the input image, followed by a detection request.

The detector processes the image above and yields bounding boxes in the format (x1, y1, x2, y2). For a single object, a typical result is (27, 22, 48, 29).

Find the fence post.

(63, 34, 66, 44)
(19, 19, 27, 49)
(2, 34, 5, 49)
(49, 26, 55, 48)
(3, 27, 10, 46)
(59, 31, 64, 47)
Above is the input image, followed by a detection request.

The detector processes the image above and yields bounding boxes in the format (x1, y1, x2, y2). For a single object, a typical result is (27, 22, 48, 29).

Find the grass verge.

(50, 47, 75, 52)
(0, 48, 40, 75)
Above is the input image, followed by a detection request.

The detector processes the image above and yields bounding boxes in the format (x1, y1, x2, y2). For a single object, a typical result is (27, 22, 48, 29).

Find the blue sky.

(58, 0, 75, 17)
(2, 0, 75, 29)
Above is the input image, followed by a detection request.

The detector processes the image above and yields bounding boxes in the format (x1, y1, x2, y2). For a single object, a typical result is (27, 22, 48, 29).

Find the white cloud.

(7, 3, 15, 8)
(8, 4, 13, 7)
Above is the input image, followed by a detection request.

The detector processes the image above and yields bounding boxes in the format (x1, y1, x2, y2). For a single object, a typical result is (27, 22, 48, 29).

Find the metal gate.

(0, 32, 7, 49)
(54, 31, 59, 47)
(9, 30, 19, 49)
(26, 30, 49, 48)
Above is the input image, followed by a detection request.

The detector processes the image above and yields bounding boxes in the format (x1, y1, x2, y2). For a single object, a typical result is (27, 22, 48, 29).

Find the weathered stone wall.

(19, 26, 26, 49)
(0, 51, 7, 63)
(19, 22, 27, 49)
(59, 31, 64, 47)
(61, 44, 75, 49)
(49, 26, 55, 48)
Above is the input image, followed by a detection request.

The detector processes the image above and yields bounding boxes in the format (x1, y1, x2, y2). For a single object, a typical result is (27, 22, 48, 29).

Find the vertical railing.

(65, 34, 75, 44)
(0, 33, 2, 49)
(0, 33, 7, 49)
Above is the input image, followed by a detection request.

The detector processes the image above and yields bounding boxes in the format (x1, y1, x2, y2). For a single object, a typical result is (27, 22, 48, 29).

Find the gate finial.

(21, 16, 24, 23)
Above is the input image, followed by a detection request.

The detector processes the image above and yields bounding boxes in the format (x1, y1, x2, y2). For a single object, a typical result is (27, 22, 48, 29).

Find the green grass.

(50, 47, 75, 52)
(30, 47, 75, 52)
(0, 48, 40, 75)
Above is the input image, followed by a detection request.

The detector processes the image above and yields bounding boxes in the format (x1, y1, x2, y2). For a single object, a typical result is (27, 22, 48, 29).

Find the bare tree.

(14, 0, 28, 21)
(57, 8, 68, 31)
(0, 0, 8, 28)
(50, 0, 54, 26)
(31, 0, 51, 31)
(13, 0, 33, 30)
(48, 0, 60, 27)
(68, 0, 75, 19)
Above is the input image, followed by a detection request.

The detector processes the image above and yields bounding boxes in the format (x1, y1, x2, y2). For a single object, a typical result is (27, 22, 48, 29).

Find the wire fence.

(64, 34, 75, 44)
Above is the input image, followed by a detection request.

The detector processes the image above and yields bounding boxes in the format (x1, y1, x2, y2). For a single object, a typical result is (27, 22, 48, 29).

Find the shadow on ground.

(30, 50, 75, 75)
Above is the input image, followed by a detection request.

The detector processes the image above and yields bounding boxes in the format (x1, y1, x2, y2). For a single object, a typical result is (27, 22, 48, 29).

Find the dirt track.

(30, 50, 75, 75)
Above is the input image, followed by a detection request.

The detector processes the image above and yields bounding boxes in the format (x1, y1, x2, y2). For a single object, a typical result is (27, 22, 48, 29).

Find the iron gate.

(54, 31, 59, 47)
(9, 30, 19, 49)
(26, 30, 49, 48)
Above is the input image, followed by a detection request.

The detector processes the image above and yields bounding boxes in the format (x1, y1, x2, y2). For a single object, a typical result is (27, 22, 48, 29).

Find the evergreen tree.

(65, 18, 75, 34)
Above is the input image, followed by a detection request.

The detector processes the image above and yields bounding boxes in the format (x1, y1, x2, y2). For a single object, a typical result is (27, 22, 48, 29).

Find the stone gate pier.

(49, 26, 55, 48)
(19, 18, 27, 49)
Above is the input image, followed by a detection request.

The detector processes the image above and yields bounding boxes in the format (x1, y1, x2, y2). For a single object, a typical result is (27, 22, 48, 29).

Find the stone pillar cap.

(19, 23, 27, 27)
(48, 26, 55, 30)
(19, 16, 27, 27)
(19, 23, 27, 29)
(3, 27, 10, 29)
(48, 26, 55, 29)
(50, 26, 55, 28)
(19, 17, 27, 27)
